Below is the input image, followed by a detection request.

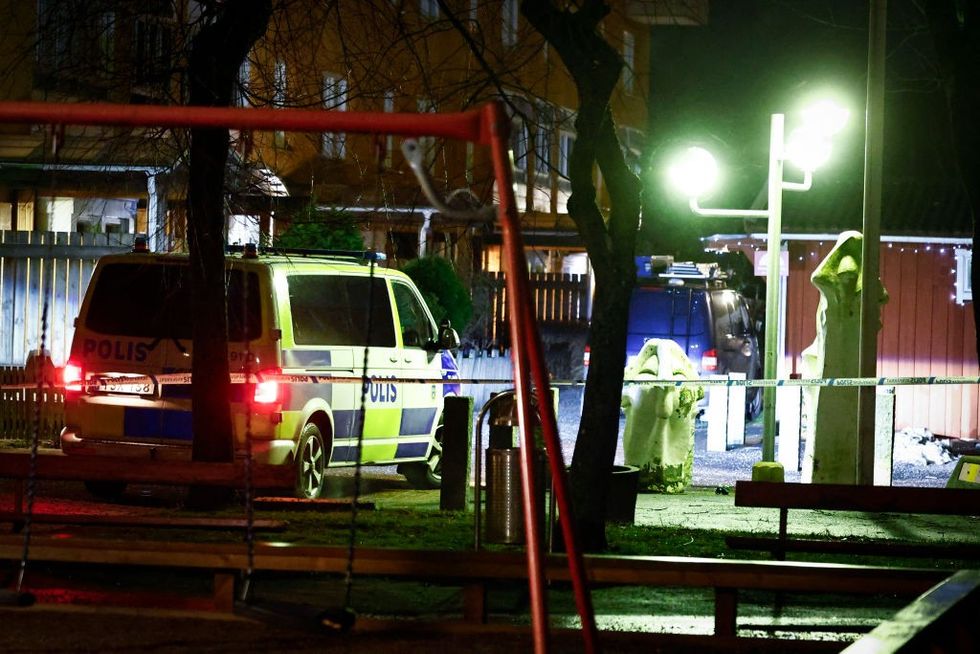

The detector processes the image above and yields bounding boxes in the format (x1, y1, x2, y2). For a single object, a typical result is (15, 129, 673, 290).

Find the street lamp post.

(669, 101, 847, 469)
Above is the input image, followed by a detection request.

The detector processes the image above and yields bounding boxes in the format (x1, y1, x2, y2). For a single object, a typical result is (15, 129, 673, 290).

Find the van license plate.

(97, 380, 154, 395)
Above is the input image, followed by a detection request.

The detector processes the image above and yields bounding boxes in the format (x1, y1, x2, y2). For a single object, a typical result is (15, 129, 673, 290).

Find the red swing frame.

(0, 99, 598, 654)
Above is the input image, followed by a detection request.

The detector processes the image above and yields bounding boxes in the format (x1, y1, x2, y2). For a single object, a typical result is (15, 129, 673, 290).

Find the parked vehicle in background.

(60, 240, 459, 499)
(625, 257, 763, 420)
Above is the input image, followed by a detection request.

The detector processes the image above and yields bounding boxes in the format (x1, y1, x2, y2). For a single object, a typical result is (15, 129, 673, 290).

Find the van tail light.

(253, 379, 279, 404)
(252, 369, 281, 405)
(63, 361, 84, 392)
(701, 349, 719, 373)
(583, 345, 591, 369)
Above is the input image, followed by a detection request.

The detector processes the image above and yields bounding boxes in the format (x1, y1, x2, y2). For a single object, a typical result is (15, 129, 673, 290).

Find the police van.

(60, 242, 460, 498)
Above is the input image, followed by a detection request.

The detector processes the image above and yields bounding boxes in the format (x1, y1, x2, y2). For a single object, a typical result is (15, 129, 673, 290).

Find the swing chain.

(16, 299, 48, 594)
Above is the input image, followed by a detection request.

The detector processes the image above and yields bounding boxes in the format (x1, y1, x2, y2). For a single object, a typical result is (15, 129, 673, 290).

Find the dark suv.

(626, 258, 763, 420)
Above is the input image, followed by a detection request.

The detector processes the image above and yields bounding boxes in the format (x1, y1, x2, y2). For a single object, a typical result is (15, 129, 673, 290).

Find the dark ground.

(0, 385, 972, 652)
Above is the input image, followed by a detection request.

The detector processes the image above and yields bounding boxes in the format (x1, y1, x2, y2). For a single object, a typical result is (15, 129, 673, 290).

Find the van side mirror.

(437, 318, 460, 351)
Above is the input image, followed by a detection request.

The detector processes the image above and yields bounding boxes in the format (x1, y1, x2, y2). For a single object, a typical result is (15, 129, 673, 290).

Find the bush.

(275, 205, 364, 251)
(402, 256, 472, 333)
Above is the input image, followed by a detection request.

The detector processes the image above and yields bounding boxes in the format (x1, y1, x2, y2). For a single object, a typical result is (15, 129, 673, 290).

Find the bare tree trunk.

(186, 1, 272, 503)
(523, 0, 640, 551)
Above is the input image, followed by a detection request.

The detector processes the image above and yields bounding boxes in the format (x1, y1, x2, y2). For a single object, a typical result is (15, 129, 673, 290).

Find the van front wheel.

(296, 423, 327, 499)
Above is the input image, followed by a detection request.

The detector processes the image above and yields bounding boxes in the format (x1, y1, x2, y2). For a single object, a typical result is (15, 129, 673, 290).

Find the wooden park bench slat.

(0, 512, 288, 531)
(734, 481, 980, 515)
(726, 536, 980, 560)
(252, 497, 375, 511)
(0, 450, 294, 488)
(0, 535, 950, 637)
(729, 481, 980, 561)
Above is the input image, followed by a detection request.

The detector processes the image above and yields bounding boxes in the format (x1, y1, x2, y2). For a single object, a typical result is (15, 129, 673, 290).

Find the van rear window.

(85, 263, 261, 340)
(288, 275, 395, 347)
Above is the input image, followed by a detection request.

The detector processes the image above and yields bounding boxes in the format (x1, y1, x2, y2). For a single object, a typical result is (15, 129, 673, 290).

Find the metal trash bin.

(484, 447, 545, 544)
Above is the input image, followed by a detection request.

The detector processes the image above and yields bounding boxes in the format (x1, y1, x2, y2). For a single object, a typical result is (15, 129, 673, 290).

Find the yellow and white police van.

(60, 243, 460, 499)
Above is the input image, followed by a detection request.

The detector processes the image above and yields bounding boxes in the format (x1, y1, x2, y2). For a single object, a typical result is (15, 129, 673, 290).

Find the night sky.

(642, 0, 964, 242)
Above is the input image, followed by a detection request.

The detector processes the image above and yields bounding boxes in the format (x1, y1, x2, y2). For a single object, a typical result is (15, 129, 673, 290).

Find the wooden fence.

(0, 230, 135, 367)
(477, 271, 590, 345)
(0, 366, 64, 445)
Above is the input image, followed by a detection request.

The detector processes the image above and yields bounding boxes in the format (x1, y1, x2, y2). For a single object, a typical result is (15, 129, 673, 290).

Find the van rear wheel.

(295, 423, 327, 499)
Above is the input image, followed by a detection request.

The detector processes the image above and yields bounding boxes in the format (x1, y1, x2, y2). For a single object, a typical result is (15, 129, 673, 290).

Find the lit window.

(535, 119, 551, 175)
(273, 60, 287, 146)
(512, 120, 528, 172)
(322, 74, 348, 159)
(273, 60, 287, 107)
(558, 132, 575, 177)
(384, 91, 395, 168)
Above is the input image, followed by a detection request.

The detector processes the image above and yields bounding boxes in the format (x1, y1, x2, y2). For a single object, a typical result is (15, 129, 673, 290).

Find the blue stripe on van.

(123, 407, 194, 440)
(399, 408, 436, 436)
(332, 410, 362, 439)
(282, 349, 332, 368)
(288, 383, 332, 411)
(331, 445, 360, 462)
(395, 442, 429, 459)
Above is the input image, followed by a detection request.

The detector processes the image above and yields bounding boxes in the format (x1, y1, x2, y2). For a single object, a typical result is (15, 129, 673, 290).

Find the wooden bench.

(0, 450, 296, 530)
(0, 534, 950, 637)
(727, 480, 980, 560)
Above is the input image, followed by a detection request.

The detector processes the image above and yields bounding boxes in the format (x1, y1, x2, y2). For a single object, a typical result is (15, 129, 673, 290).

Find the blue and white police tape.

(2, 372, 979, 391)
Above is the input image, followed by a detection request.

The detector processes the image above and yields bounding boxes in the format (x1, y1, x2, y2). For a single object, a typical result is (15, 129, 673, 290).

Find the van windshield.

(85, 262, 261, 340)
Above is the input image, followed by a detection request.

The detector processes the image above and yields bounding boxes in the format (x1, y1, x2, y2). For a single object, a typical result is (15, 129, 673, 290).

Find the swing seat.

(233, 597, 355, 633)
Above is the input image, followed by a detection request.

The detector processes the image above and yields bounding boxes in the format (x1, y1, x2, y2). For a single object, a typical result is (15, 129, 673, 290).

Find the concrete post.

(440, 396, 473, 511)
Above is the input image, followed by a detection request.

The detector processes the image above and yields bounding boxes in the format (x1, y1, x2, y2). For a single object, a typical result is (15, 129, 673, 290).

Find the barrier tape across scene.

(2, 372, 979, 392)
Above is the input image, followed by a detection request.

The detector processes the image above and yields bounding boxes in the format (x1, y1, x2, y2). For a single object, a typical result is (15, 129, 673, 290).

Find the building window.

(417, 97, 437, 160)
(619, 127, 644, 174)
(98, 12, 115, 76)
(272, 60, 287, 146)
(955, 248, 973, 305)
(36, 0, 70, 70)
(322, 74, 348, 159)
(512, 119, 528, 172)
(133, 14, 174, 87)
(558, 132, 575, 178)
(273, 60, 287, 107)
(383, 91, 395, 168)
(420, 0, 439, 19)
(235, 59, 251, 107)
(534, 106, 553, 175)
(36, 3, 118, 88)
(622, 30, 635, 94)
(502, 0, 518, 47)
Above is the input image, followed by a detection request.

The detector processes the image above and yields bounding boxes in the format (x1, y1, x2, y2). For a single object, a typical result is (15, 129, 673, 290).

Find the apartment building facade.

(0, 1, 708, 269)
